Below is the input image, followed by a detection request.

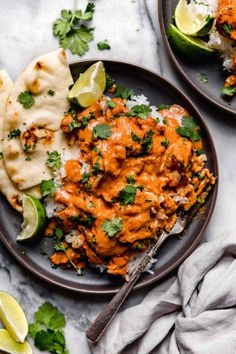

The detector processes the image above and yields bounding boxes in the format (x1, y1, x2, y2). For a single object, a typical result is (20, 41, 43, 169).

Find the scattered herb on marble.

(17, 91, 35, 109)
(29, 302, 69, 354)
(198, 73, 208, 84)
(97, 39, 111, 50)
(53, 3, 95, 56)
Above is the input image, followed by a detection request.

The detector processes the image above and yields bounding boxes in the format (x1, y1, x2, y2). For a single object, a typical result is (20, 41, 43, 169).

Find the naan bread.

(3, 49, 77, 191)
(0, 70, 22, 212)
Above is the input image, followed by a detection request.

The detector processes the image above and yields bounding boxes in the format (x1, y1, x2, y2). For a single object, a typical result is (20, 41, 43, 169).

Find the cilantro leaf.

(102, 216, 123, 238)
(28, 322, 44, 340)
(131, 132, 141, 143)
(119, 184, 137, 205)
(8, 129, 21, 140)
(97, 40, 111, 50)
(105, 73, 115, 90)
(35, 329, 67, 353)
(115, 85, 134, 99)
(40, 179, 57, 197)
(46, 151, 62, 170)
(17, 91, 35, 109)
(92, 124, 112, 140)
(129, 104, 151, 119)
(0, 152, 3, 159)
(34, 302, 66, 331)
(222, 85, 235, 97)
(161, 138, 169, 148)
(126, 175, 135, 184)
(106, 100, 116, 108)
(141, 130, 154, 155)
(53, 4, 95, 57)
(222, 23, 232, 35)
(80, 172, 90, 184)
(176, 116, 201, 142)
(157, 104, 170, 111)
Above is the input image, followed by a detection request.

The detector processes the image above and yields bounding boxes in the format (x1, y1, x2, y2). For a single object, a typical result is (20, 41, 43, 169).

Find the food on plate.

(0, 53, 216, 280)
(168, 0, 236, 97)
(0, 70, 23, 212)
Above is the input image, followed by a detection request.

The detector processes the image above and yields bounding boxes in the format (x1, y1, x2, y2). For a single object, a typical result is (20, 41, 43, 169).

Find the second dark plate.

(158, 0, 236, 115)
(0, 60, 218, 294)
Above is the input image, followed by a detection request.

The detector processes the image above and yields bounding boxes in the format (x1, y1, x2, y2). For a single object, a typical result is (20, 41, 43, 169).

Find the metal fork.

(86, 193, 211, 343)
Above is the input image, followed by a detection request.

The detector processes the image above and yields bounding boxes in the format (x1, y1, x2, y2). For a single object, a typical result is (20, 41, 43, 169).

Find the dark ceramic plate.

(0, 60, 218, 294)
(158, 0, 236, 115)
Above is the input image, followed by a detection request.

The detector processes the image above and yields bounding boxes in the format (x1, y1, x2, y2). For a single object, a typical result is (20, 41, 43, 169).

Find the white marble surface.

(0, 0, 236, 353)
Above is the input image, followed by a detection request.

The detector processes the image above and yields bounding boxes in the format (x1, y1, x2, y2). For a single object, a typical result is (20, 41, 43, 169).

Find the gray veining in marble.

(0, 0, 236, 353)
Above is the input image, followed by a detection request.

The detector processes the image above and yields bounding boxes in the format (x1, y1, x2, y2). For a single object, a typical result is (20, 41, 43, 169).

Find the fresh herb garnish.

(161, 138, 169, 148)
(53, 228, 64, 252)
(119, 184, 137, 205)
(176, 116, 201, 142)
(101, 216, 123, 238)
(40, 179, 56, 197)
(48, 89, 55, 96)
(92, 160, 102, 175)
(222, 23, 232, 35)
(71, 214, 95, 228)
(92, 124, 112, 140)
(46, 151, 61, 170)
(222, 85, 235, 97)
(141, 130, 154, 154)
(80, 172, 90, 184)
(157, 104, 170, 111)
(8, 129, 21, 140)
(17, 91, 35, 109)
(97, 39, 111, 50)
(105, 73, 115, 90)
(53, 3, 95, 56)
(25, 157, 32, 161)
(28, 302, 68, 354)
(198, 73, 208, 84)
(106, 100, 116, 108)
(126, 175, 135, 184)
(115, 85, 134, 99)
(128, 104, 151, 119)
(131, 132, 141, 143)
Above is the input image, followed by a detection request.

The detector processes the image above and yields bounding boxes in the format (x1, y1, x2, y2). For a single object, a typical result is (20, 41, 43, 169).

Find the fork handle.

(86, 232, 168, 342)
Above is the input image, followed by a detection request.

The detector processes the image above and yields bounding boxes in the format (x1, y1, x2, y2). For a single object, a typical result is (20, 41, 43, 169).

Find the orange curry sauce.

(45, 97, 215, 278)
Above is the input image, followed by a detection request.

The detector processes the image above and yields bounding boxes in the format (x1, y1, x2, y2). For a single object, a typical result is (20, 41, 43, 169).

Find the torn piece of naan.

(0, 69, 22, 212)
(2, 48, 78, 191)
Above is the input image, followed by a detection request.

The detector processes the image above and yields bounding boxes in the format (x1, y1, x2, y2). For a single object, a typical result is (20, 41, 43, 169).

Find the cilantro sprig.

(97, 39, 111, 50)
(17, 91, 35, 109)
(92, 124, 112, 140)
(40, 179, 57, 197)
(29, 302, 68, 354)
(119, 184, 137, 205)
(127, 104, 152, 119)
(102, 216, 123, 238)
(8, 129, 21, 140)
(46, 151, 62, 170)
(176, 116, 201, 142)
(115, 85, 134, 99)
(53, 3, 95, 56)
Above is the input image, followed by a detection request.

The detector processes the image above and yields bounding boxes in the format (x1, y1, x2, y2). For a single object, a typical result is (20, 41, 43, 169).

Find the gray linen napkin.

(91, 227, 236, 354)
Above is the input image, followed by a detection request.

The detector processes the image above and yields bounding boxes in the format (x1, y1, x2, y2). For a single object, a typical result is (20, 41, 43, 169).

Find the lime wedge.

(0, 292, 28, 343)
(68, 61, 106, 107)
(0, 329, 32, 354)
(175, 0, 214, 36)
(17, 195, 46, 242)
(168, 24, 216, 62)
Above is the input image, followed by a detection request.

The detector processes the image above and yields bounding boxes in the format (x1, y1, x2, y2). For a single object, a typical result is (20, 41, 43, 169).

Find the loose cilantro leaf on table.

(40, 179, 56, 197)
(222, 85, 235, 97)
(97, 39, 111, 50)
(119, 184, 137, 205)
(17, 91, 35, 109)
(198, 73, 208, 84)
(176, 116, 201, 142)
(102, 215, 123, 238)
(29, 302, 68, 354)
(53, 3, 95, 56)
(115, 85, 134, 99)
(46, 151, 62, 170)
(8, 129, 21, 140)
(92, 124, 112, 140)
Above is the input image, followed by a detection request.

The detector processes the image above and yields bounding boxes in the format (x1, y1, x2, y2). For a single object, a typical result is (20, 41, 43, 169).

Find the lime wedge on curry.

(175, 0, 214, 36)
(168, 24, 215, 61)
(0, 329, 32, 354)
(68, 61, 106, 107)
(17, 195, 46, 242)
(0, 292, 28, 343)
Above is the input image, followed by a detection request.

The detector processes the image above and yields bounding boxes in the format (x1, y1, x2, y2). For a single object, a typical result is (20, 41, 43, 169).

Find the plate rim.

(158, 0, 236, 116)
(0, 59, 219, 295)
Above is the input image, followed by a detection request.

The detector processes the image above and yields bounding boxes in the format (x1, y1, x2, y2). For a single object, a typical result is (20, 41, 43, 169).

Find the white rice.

(208, 29, 236, 71)
(44, 196, 65, 218)
(126, 94, 163, 123)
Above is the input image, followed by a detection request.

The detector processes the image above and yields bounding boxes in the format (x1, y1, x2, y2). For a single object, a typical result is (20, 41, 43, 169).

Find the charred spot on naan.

(21, 125, 54, 152)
